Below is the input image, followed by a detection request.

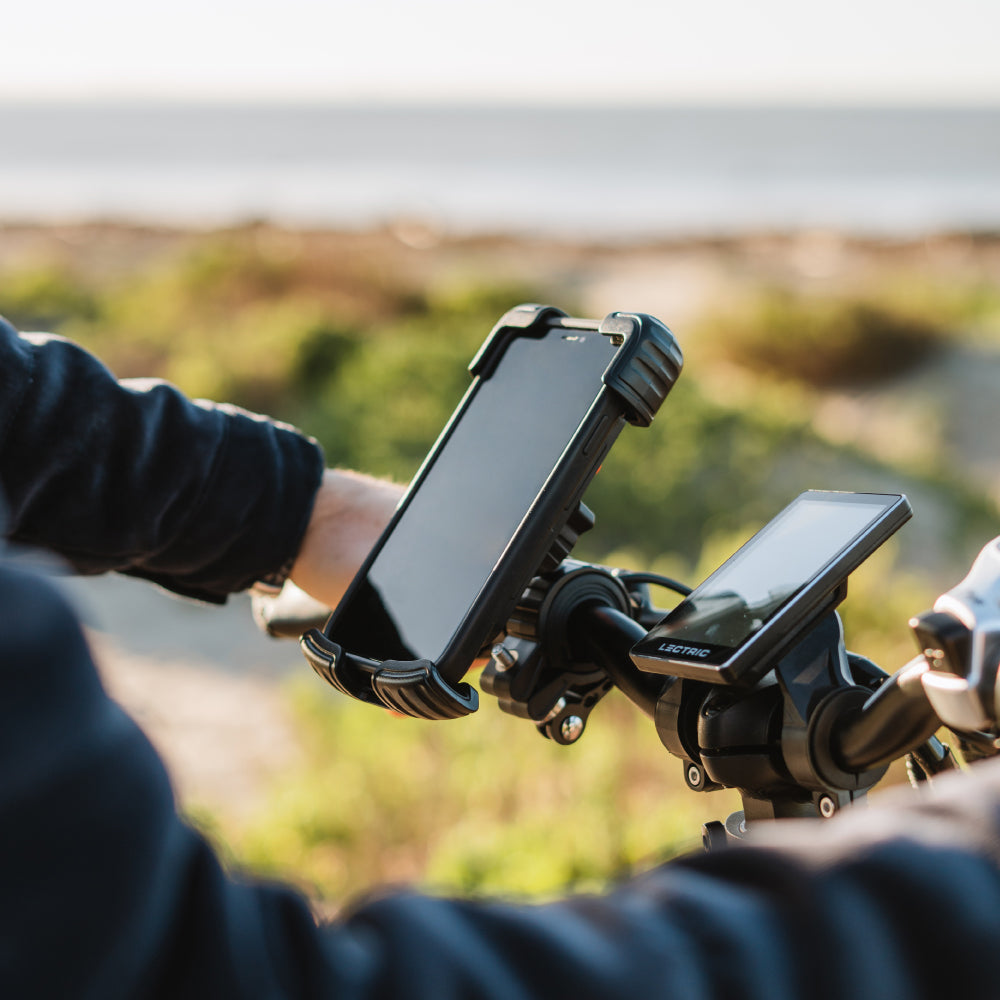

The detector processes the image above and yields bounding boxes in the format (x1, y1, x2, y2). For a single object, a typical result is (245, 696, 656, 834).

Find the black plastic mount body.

(304, 304, 682, 721)
(652, 612, 901, 838)
(481, 563, 629, 743)
(542, 583, 949, 844)
(480, 558, 947, 846)
(481, 561, 669, 743)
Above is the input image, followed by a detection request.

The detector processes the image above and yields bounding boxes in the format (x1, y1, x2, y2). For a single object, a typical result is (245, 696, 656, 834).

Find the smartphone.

(630, 491, 911, 686)
(302, 305, 682, 719)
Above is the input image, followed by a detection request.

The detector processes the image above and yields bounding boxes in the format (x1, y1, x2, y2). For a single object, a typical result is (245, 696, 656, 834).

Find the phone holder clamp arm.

(471, 306, 682, 427)
(483, 559, 666, 743)
(599, 312, 684, 427)
(301, 631, 478, 720)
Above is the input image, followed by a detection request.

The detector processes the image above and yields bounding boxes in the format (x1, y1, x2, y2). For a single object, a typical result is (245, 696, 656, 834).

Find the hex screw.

(818, 795, 837, 819)
(560, 715, 584, 743)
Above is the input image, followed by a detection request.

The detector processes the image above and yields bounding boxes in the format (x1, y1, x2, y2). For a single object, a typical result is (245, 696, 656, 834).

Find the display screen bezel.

(630, 491, 911, 685)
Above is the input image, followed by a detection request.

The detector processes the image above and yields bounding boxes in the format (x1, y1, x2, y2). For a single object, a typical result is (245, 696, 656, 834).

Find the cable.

(617, 571, 692, 598)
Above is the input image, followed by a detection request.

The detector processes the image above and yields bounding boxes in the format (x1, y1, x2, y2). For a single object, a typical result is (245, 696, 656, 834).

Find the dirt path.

(65, 570, 309, 823)
(92, 633, 302, 817)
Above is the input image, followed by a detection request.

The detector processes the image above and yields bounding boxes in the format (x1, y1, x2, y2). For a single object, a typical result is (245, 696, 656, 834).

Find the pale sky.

(3, 0, 999, 104)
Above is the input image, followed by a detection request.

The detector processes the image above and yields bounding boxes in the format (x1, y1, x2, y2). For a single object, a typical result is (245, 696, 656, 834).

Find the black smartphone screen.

(327, 330, 619, 666)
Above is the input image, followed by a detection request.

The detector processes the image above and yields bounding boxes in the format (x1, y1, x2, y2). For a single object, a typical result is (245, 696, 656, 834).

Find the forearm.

(0, 320, 324, 601)
(289, 468, 404, 610)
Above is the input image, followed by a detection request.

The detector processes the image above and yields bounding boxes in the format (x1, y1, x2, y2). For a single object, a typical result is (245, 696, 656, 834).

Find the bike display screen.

(325, 329, 620, 672)
(631, 491, 910, 684)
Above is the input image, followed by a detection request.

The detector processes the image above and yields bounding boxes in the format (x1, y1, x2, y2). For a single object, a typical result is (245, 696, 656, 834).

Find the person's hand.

(288, 468, 404, 610)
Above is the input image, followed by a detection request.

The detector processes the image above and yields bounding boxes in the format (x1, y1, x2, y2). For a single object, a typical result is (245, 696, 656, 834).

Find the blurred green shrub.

(694, 288, 946, 386)
(875, 274, 1000, 342)
(224, 678, 734, 901)
(0, 265, 100, 330)
(5, 238, 991, 573)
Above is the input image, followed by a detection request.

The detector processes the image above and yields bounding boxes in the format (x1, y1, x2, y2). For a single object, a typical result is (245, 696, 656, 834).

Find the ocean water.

(2, 104, 999, 237)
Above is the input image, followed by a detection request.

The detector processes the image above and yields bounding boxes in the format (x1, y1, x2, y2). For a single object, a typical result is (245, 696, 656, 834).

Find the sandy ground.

(93, 636, 302, 818)
(58, 575, 306, 819)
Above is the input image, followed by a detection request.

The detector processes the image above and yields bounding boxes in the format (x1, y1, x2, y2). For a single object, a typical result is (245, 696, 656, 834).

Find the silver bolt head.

(560, 715, 584, 743)
(687, 764, 703, 788)
(540, 696, 568, 724)
(491, 644, 518, 671)
(818, 795, 837, 818)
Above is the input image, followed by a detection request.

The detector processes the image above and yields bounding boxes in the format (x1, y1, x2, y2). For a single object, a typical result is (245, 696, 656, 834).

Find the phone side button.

(582, 416, 608, 455)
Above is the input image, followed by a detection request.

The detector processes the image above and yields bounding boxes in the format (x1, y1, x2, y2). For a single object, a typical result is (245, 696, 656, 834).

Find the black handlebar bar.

(568, 603, 665, 718)
(830, 657, 940, 772)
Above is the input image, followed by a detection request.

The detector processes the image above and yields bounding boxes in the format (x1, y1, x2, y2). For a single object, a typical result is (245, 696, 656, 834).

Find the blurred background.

(4, 0, 1000, 905)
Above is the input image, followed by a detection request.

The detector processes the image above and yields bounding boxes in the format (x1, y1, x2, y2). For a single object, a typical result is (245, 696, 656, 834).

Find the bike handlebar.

(830, 656, 940, 772)
(257, 530, 1000, 828)
(568, 603, 664, 718)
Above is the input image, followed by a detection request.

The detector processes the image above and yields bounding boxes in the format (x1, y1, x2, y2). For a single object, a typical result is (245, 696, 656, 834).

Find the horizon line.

(3, 95, 1000, 111)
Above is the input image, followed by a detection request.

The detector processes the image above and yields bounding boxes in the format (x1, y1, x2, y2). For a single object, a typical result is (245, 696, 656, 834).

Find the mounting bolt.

(539, 697, 567, 724)
(818, 795, 837, 819)
(560, 715, 585, 743)
(687, 764, 704, 789)
(491, 644, 518, 672)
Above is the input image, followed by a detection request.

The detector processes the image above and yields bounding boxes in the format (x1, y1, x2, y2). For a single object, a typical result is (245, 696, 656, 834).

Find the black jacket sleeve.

(0, 318, 324, 601)
(5, 557, 1000, 999)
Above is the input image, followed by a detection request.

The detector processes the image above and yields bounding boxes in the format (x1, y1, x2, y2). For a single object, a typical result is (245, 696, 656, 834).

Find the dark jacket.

(0, 321, 324, 601)
(3, 318, 1000, 999)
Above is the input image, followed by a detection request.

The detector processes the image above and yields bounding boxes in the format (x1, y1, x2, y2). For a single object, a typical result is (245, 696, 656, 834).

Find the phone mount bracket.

(471, 304, 682, 427)
(483, 556, 643, 744)
(304, 304, 681, 722)
(301, 632, 479, 720)
(301, 502, 600, 722)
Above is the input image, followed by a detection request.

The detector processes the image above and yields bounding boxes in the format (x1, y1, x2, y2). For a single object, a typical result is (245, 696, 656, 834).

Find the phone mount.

(300, 505, 601, 721)
(302, 305, 683, 721)
(481, 544, 628, 744)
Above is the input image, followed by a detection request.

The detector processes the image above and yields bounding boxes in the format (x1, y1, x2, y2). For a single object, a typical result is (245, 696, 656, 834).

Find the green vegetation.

(3, 228, 998, 900)
(691, 275, 1000, 388)
(224, 680, 736, 902)
(1, 264, 101, 329)
(874, 273, 1000, 344)
(693, 287, 945, 386)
